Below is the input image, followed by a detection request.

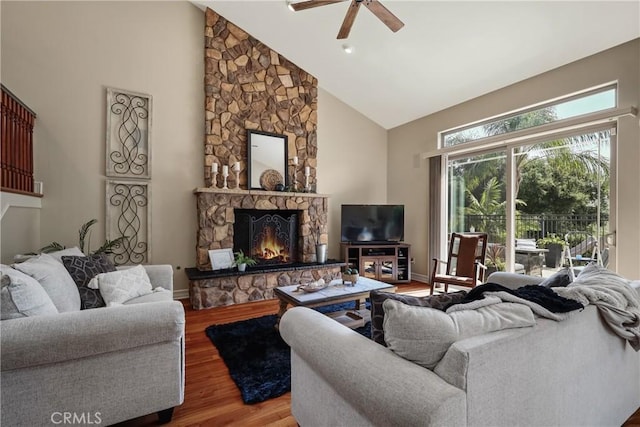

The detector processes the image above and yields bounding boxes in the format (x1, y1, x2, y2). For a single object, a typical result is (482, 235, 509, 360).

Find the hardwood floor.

(115, 281, 428, 427)
(116, 281, 640, 427)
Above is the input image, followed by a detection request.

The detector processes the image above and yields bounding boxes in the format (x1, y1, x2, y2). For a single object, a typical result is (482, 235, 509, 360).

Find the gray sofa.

(1, 264, 185, 426)
(280, 272, 640, 427)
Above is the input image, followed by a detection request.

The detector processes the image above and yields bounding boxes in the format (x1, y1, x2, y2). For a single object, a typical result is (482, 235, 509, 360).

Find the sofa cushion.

(123, 289, 171, 305)
(369, 289, 467, 346)
(1, 266, 59, 319)
(382, 298, 536, 369)
(62, 254, 116, 309)
(539, 267, 573, 288)
(87, 265, 154, 306)
(515, 238, 537, 248)
(12, 253, 81, 312)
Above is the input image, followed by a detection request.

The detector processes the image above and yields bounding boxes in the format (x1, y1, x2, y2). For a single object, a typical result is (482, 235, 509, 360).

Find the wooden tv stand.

(340, 243, 411, 284)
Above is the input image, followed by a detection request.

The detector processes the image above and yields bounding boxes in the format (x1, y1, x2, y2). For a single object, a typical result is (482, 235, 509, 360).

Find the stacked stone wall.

(204, 8, 318, 189)
(189, 265, 341, 309)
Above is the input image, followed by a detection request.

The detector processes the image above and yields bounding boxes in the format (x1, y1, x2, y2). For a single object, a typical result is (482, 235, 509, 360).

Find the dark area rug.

(205, 301, 370, 404)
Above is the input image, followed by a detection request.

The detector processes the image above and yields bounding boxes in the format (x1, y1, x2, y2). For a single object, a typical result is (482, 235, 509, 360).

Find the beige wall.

(389, 39, 640, 280)
(1, 1, 205, 294)
(0, 1, 387, 294)
(1, 207, 40, 264)
(317, 88, 388, 259)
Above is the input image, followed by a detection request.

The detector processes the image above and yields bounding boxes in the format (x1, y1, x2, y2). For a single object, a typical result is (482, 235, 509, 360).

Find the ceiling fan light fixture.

(342, 44, 355, 54)
(288, 0, 404, 39)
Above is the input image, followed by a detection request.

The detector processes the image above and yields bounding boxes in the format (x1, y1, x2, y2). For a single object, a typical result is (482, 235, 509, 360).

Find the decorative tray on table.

(297, 279, 327, 293)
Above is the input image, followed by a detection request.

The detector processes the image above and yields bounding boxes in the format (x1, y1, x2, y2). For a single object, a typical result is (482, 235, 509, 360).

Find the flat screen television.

(340, 204, 404, 243)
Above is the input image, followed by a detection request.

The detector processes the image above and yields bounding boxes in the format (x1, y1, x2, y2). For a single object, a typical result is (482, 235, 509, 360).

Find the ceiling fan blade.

(337, 0, 361, 39)
(364, 0, 404, 33)
(290, 0, 346, 12)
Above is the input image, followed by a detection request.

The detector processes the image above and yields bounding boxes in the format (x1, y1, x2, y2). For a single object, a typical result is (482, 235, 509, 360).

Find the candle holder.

(304, 170, 311, 192)
(211, 171, 218, 188)
(289, 164, 298, 192)
(234, 170, 240, 189)
(222, 168, 229, 190)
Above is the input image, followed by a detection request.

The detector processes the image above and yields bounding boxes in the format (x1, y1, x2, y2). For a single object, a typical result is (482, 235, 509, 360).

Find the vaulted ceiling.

(193, 1, 640, 129)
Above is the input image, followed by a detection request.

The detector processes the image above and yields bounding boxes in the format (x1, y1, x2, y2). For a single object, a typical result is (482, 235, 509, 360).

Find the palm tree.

(479, 108, 609, 200)
(463, 177, 525, 242)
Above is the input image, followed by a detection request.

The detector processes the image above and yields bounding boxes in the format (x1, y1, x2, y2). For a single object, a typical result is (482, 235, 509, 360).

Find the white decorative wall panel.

(106, 180, 151, 265)
(106, 88, 152, 179)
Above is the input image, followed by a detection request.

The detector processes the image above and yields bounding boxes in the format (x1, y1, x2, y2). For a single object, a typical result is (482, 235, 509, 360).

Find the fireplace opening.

(234, 209, 299, 266)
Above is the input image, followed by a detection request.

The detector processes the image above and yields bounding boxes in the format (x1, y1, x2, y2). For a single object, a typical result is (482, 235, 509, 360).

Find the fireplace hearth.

(234, 209, 299, 266)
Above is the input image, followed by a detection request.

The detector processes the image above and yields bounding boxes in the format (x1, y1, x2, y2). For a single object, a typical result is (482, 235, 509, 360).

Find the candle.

(305, 166, 310, 176)
(292, 156, 299, 166)
(212, 163, 218, 173)
(233, 161, 240, 172)
(222, 165, 229, 175)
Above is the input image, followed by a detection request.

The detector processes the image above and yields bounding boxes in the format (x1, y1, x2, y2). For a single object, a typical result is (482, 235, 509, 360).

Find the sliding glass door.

(447, 151, 507, 274)
(445, 126, 614, 276)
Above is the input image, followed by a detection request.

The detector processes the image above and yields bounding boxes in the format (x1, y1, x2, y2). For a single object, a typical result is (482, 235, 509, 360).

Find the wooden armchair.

(430, 232, 488, 295)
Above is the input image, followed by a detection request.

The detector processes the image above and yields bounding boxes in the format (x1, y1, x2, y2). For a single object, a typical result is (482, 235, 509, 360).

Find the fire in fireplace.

(234, 209, 299, 266)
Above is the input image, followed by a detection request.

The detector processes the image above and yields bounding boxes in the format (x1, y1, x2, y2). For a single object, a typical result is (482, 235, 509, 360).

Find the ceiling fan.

(289, 0, 405, 39)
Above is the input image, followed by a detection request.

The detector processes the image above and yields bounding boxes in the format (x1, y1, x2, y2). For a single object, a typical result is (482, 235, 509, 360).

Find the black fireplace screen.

(234, 209, 299, 265)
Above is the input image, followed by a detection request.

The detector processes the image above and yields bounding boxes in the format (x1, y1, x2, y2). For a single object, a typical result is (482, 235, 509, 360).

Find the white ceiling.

(193, 1, 640, 129)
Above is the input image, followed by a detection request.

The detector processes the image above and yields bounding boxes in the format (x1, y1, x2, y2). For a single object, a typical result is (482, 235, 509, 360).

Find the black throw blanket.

(445, 283, 584, 313)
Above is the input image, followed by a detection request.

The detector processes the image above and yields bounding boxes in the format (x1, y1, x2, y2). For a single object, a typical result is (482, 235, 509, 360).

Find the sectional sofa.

(280, 268, 640, 426)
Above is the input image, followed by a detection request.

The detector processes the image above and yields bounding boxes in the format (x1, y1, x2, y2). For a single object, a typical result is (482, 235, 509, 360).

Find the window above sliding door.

(441, 84, 616, 148)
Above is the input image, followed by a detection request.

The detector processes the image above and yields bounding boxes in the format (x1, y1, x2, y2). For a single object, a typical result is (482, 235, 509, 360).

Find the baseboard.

(411, 273, 429, 283)
(173, 289, 189, 300)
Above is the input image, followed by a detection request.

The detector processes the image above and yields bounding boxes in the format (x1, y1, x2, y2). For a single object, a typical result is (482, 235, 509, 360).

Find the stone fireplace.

(188, 188, 342, 309)
(194, 188, 329, 269)
(186, 10, 338, 310)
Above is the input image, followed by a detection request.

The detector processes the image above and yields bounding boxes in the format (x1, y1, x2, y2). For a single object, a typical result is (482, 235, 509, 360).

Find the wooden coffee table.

(275, 277, 395, 328)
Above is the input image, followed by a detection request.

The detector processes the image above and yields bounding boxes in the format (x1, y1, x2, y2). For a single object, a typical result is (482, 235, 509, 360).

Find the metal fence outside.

(464, 213, 608, 244)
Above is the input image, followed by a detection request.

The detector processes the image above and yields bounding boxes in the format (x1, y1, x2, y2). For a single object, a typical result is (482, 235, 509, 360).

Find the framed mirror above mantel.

(247, 129, 288, 191)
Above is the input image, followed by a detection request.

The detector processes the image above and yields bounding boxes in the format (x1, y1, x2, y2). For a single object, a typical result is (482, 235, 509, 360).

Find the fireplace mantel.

(193, 187, 328, 198)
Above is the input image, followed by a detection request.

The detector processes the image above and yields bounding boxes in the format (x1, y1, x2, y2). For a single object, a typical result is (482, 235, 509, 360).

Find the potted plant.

(485, 243, 506, 276)
(342, 267, 359, 286)
(234, 250, 257, 272)
(15, 219, 127, 263)
(537, 234, 566, 268)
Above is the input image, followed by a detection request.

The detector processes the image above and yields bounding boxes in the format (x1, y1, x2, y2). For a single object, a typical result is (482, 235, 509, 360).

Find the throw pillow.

(369, 289, 468, 346)
(47, 247, 85, 264)
(62, 254, 116, 309)
(538, 267, 573, 288)
(12, 253, 81, 312)
(573, 262, 630, 288)
(87, 265, 153, 306)
(382, 299, 535, 370)
(1, 266, 59, 320)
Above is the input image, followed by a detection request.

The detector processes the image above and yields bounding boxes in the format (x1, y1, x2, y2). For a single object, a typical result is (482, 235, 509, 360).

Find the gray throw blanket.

(553, 278, 640, 351)
(446, 283, 583, 321)
(447, 292, 577, 321)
